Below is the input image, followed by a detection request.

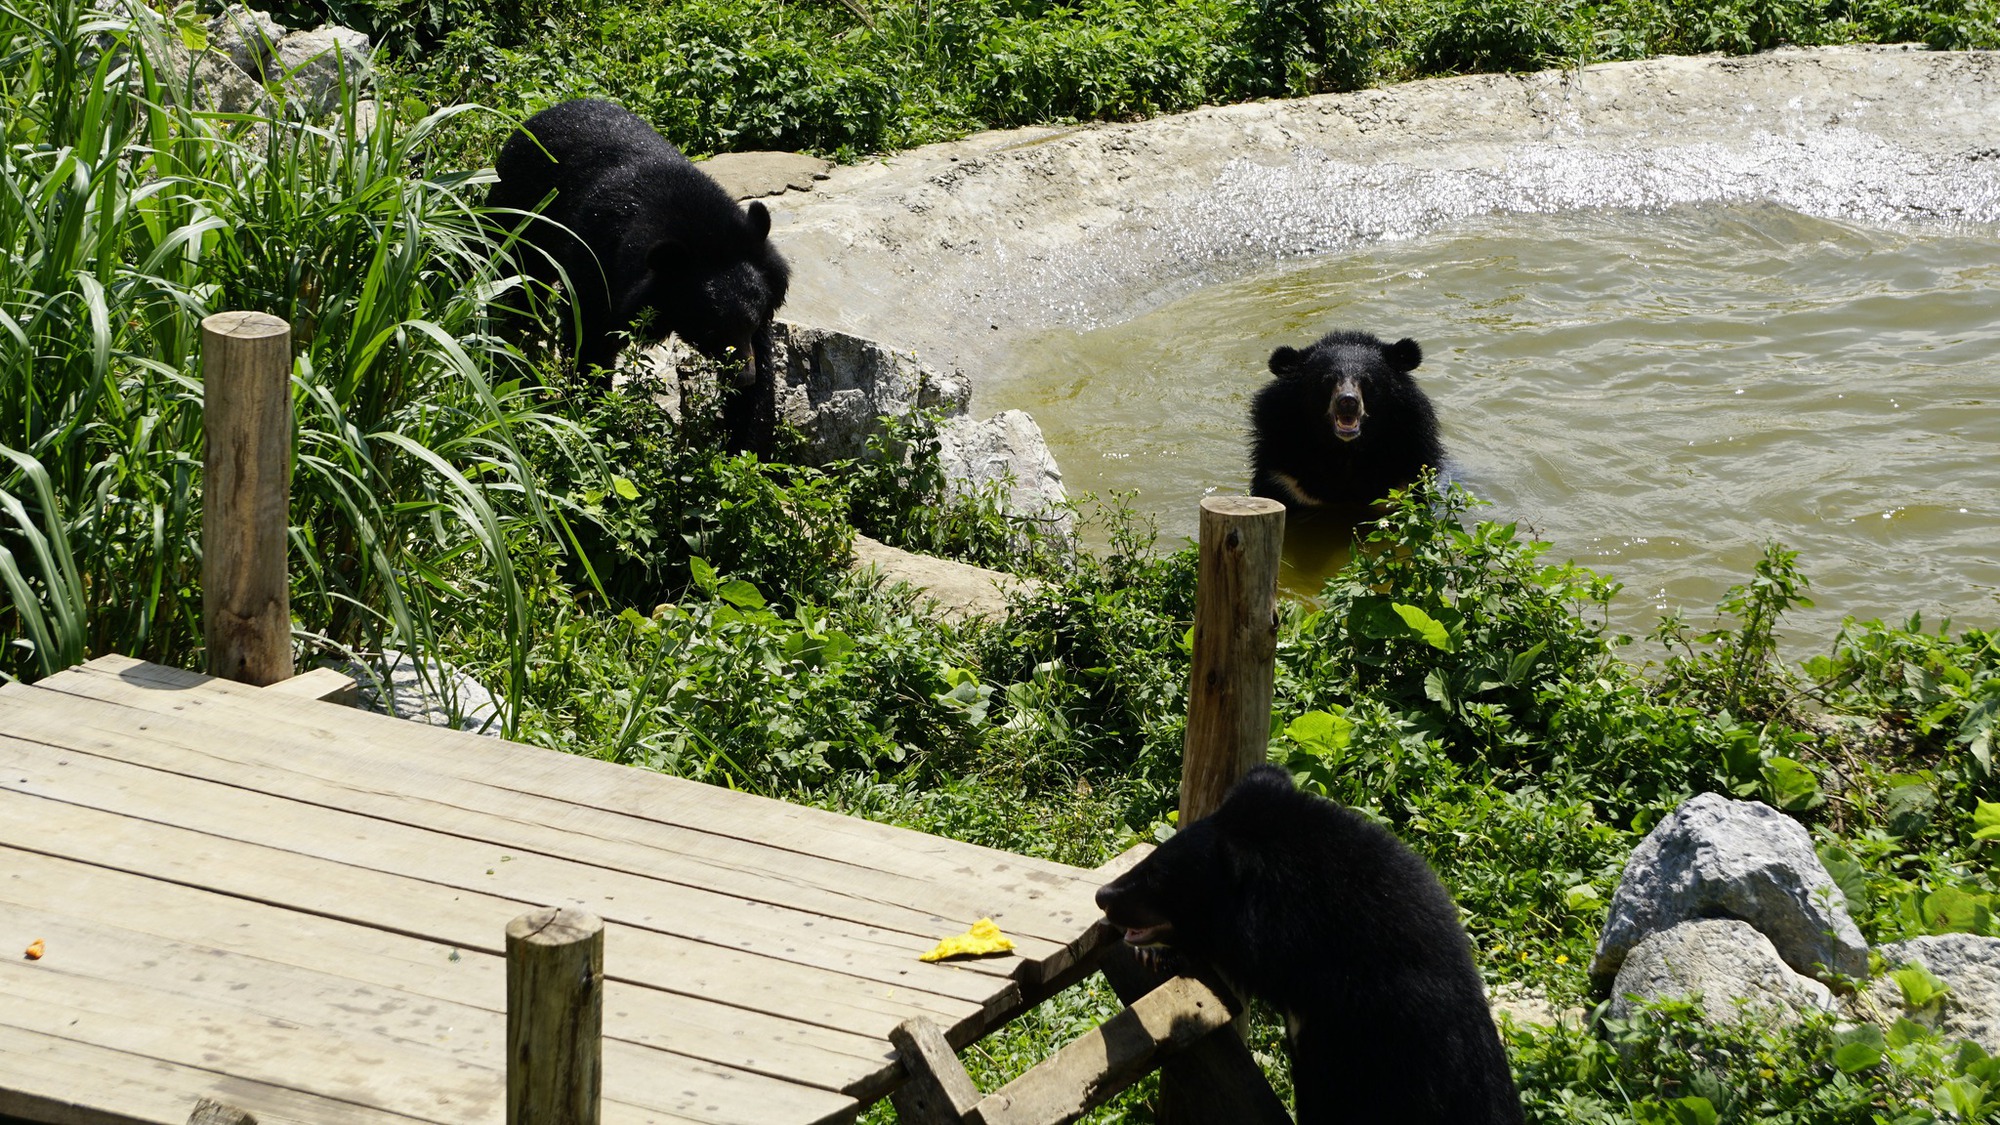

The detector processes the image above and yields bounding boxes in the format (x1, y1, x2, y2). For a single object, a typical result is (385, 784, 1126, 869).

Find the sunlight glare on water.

(995, 204, 2000, 644)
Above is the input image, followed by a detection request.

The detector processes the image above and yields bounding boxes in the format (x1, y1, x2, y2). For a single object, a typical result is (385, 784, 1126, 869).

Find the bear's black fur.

(1249, 329, 1442, 509)
(1095, 765, 1522, 1125)
(486, 99, 790, 453)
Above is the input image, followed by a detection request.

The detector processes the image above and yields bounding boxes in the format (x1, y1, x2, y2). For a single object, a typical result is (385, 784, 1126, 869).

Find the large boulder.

(937, 410, 1072, 537)
(1606, 918, 1834, 1027)
(1591, 793, 1868, 987)
(270, 24, 373, 117)
(768, 321, 971, 460)
(1862, 934, 2000, 1054)
(206, 3, 285, 78)
(641, 323, 973, 461)
(849, 534, 1039, 623)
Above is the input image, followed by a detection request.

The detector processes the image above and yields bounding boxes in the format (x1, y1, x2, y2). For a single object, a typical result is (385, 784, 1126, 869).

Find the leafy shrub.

(1242, 0, 1383, 94)
(1400, 0, 1585, 74)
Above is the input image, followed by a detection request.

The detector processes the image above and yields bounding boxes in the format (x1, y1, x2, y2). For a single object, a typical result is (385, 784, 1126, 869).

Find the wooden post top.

(1198, 496, 1284, 518)
(506, 906, 604, 946)
(201, 311, 291, 340)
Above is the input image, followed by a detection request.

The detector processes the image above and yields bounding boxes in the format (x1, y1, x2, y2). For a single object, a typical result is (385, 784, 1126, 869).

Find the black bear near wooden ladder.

(888, 498, 1294, 1125)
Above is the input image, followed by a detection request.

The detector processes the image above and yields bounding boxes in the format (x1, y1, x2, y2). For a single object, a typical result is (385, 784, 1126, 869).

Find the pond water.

(994, 203, 2000, 646)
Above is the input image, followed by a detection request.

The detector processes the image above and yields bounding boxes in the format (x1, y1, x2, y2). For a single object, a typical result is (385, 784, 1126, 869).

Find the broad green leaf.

(612, 475, 640, 501)
(689, 556, 718, 591)
(1892, 963, 1951, 1008)
(1286, 709, 1354, 754)
(1817, 845, 1870, 920)
(1922, 887, 1991, 935)
(1504, 640, 1548, 686)
(1392, 602, 1453, 650)
(1423, 669, 1451, 706)
(1563, 884, 1603, 913)
(1762, 756, 1823, 812)
(1831, 1025, 1886, 1074)
(716, 578, 767, 610)
(1972, 800, 2000, 841)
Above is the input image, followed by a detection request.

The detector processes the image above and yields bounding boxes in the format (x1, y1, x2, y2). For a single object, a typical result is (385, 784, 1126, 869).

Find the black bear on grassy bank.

(1249, 329, 1442, 509)
(1095, 765, 1523, 1125)
(486, 99, 789, 453)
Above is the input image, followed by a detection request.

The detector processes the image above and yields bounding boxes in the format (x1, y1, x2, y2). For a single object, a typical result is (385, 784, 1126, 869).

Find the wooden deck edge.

(1091, 843, 1154, 883)
(258, 667, 360, 706)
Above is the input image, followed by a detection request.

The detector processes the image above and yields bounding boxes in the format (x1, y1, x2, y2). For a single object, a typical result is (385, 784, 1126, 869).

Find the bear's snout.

(1332, 388, 1366, 441)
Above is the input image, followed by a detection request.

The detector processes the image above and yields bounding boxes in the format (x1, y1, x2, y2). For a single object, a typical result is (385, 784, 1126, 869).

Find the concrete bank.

(773, 46, 2000, 405)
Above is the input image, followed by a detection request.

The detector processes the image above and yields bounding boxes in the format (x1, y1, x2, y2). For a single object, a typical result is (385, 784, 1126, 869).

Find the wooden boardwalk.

(0, 655, 1120, 1125)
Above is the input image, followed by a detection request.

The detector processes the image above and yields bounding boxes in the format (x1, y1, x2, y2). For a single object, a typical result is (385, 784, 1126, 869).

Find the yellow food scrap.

(920, 918, 1014, 962)
(24, 939, 44, 961)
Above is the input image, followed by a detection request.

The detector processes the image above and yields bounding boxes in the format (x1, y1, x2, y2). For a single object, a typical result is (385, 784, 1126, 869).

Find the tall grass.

(0, 0, 575, 731)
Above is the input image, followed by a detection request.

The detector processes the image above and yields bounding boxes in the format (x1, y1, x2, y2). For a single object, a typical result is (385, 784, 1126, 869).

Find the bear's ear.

(745, 200, 772, 241)
(1267, 346, 1305, 377)
(1385, 337, 1423, 373)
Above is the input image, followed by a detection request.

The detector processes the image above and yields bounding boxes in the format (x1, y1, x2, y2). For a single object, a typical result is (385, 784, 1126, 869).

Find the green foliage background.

(253, 0, 2000, 162)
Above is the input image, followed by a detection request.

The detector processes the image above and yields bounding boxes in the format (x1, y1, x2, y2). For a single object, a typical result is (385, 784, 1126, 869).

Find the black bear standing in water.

(1095, 765, 1523, 1125)
(486, 99, 789, 453)
(1249, 329, 1443, 509)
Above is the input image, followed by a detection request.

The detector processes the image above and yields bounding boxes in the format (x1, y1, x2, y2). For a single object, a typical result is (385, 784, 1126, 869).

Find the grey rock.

(639, 323, 971, 463)
(1607, 919, 1834, 1027)
(341, 649, 504, 736)
(770, 321, 970, 460)
(700, 151, 834, 200)
(272, 24, 373, 116)
(850, 534, 1039, 623)
(206, 4, 285, 78)
(1863, 934, 2000, 1054)
(1489, 982, 1584, 1030)
(937, 410, 1072, 535)
(1592, 793, 1868, 986)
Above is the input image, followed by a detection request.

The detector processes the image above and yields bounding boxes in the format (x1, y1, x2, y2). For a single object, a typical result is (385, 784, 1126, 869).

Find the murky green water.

(996, 204, 2000, 643)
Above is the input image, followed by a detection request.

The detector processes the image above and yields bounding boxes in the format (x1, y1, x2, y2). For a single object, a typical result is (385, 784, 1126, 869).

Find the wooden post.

(889, 1017, 982, 1124)
(507, 907, 604, 1125)
(202, 311, 294, 686)
(1096, 948, 1290, 1125)
(1147, 496, 1289, 1125)
(1180, 496, 1284, 825)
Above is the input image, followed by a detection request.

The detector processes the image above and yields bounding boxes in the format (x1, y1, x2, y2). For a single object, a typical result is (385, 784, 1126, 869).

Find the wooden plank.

(0, 956, 506, 1123)
(0, 847, 896, 1098)
(35, 659, 1108, 940)
(0, 726, 1018, 1020)
(186, 1098, 258, 1125)
(0, 1021, 440, 1125)
(0, 787, 983, 1044)
(260, 667, 359, 706)
(0, 683, 1056, 984)
(965, 977, 1236, 1125)
(0, 950, 850, 1125)
(36, 660, 1108, 951)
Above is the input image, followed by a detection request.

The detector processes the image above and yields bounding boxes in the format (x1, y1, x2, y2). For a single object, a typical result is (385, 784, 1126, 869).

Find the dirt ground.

(772, 46, 2000, 404)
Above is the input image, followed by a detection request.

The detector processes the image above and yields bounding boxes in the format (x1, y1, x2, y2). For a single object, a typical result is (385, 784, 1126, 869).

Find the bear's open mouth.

(1333, 416, 1362, 440)
(1121, 922, 1174, 948)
